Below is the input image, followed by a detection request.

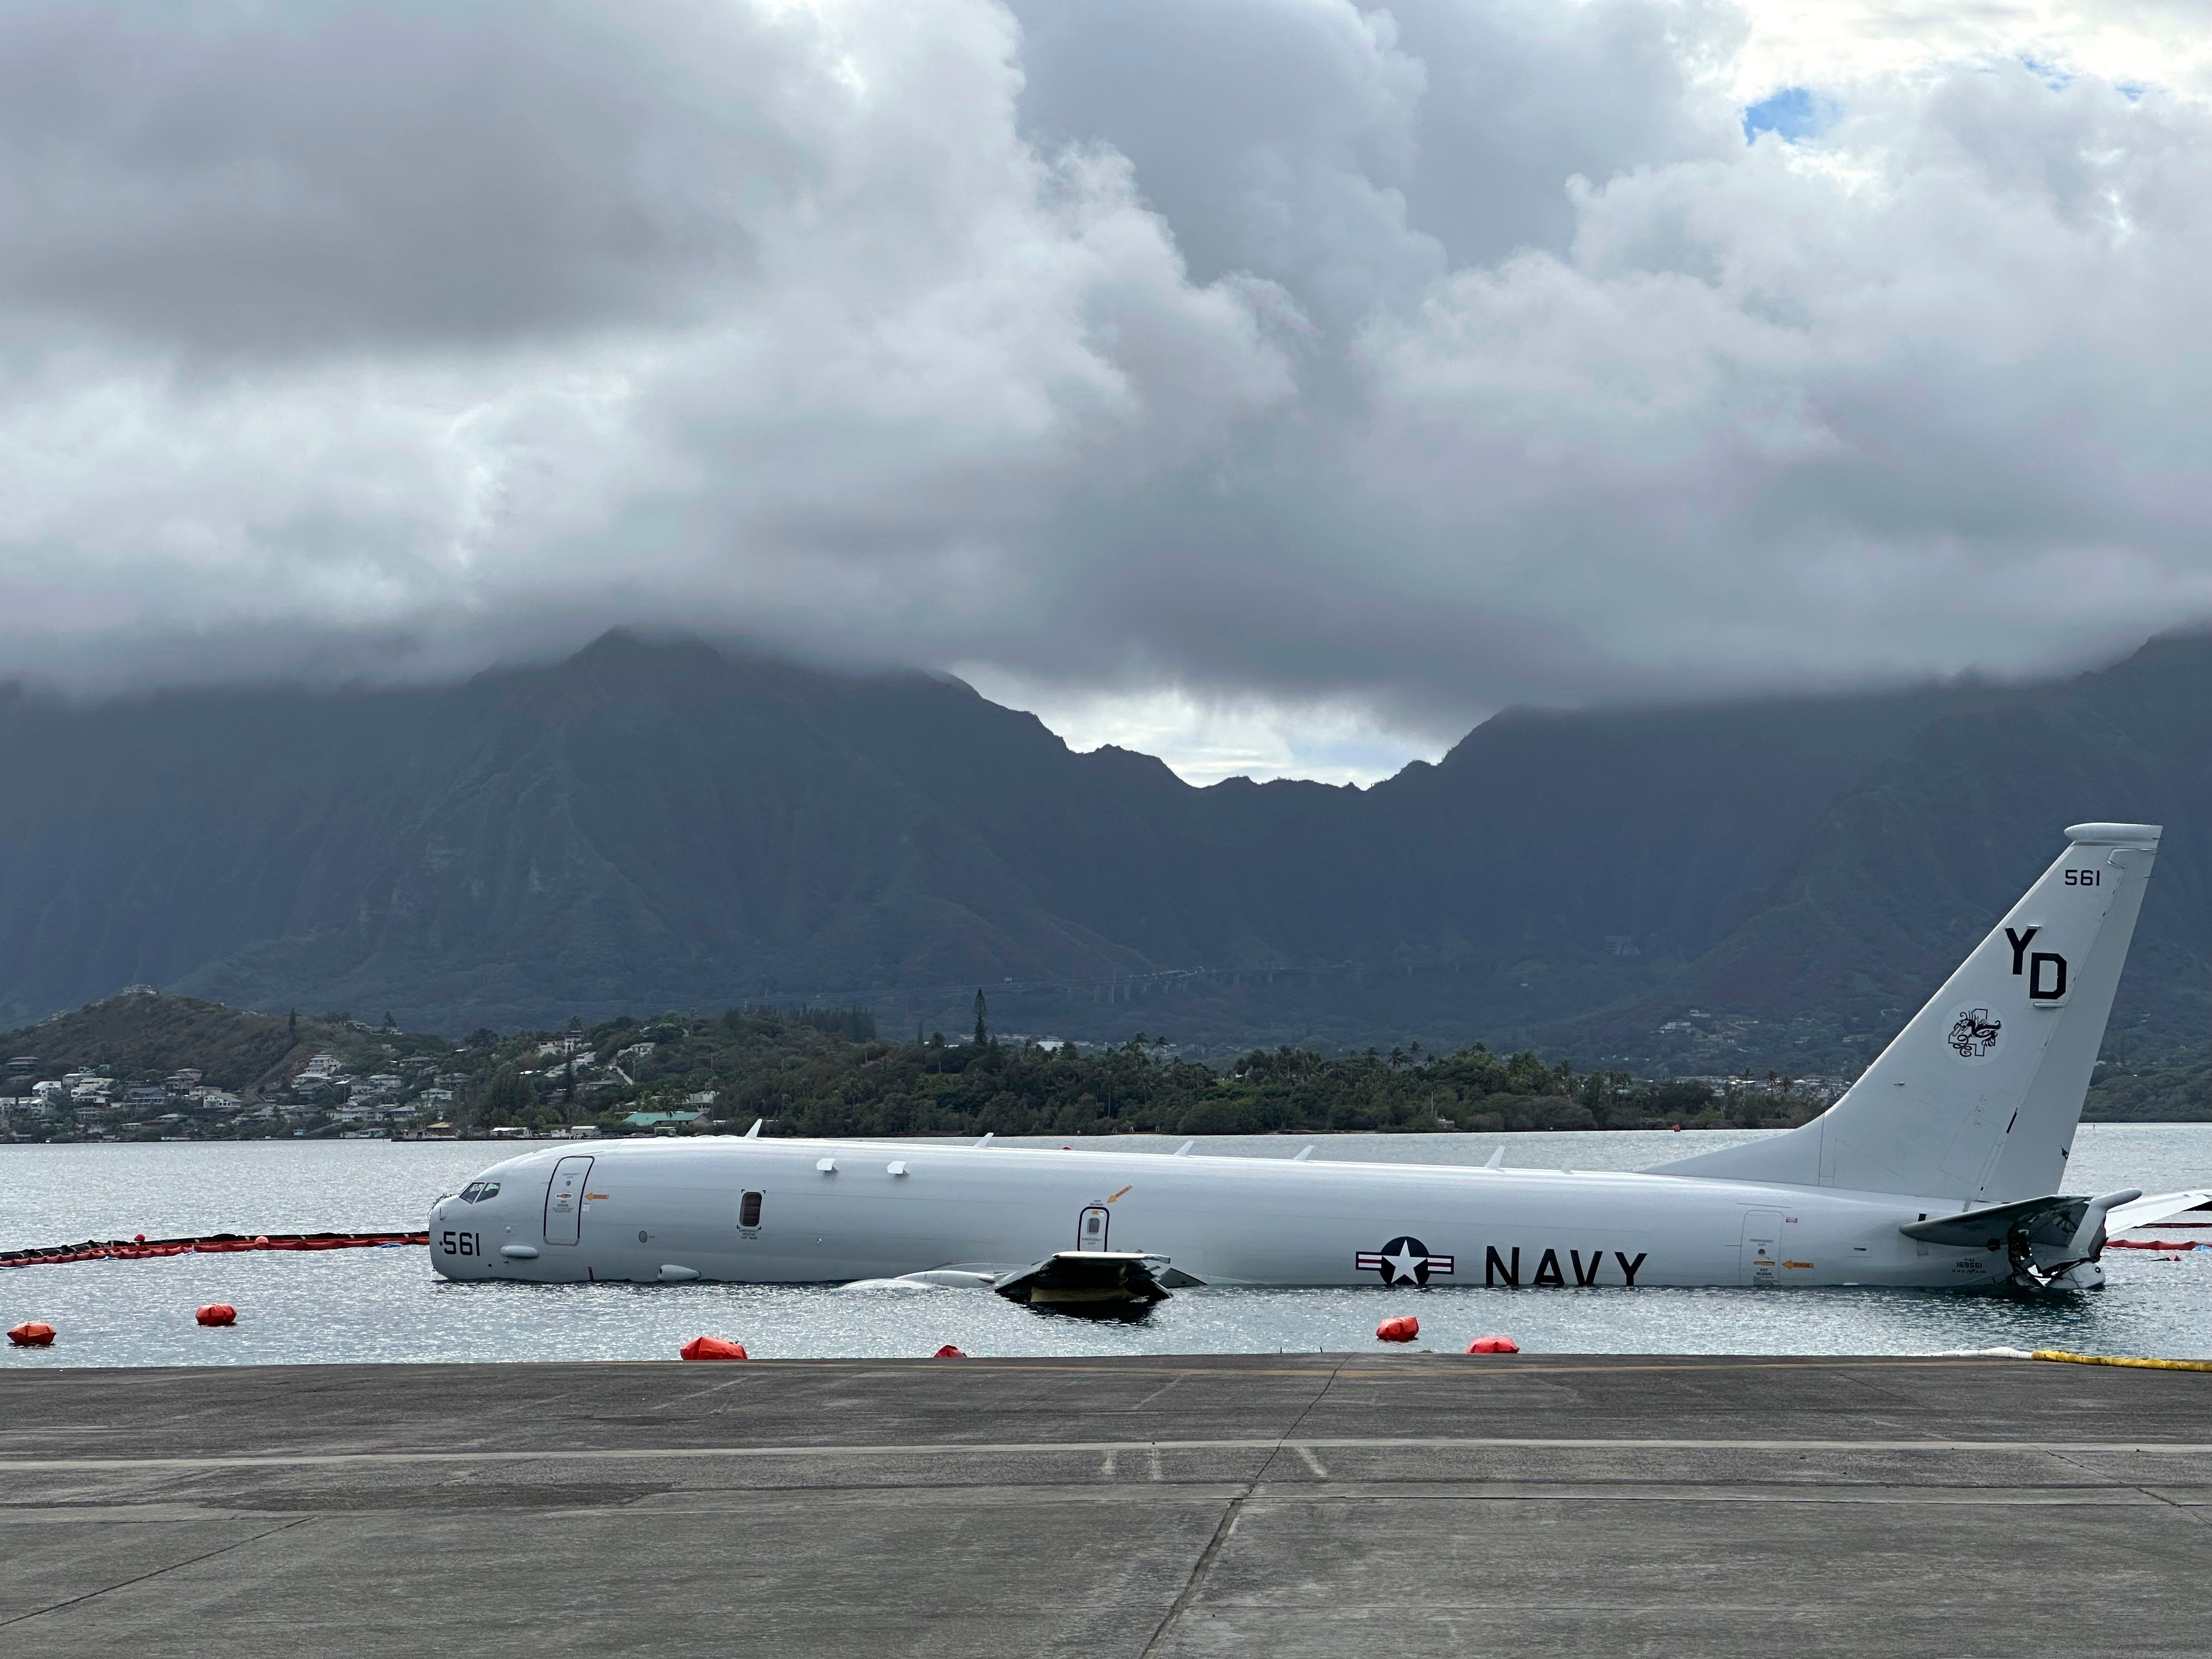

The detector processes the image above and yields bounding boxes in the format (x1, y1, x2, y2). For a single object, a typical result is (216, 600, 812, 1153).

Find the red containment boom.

(1, 1231, 430, 1269)
(2106, 1239, 2204, 1251)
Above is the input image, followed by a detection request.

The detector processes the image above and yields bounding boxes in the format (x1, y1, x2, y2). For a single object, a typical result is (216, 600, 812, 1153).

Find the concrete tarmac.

(0, 1352, 2206, 1656)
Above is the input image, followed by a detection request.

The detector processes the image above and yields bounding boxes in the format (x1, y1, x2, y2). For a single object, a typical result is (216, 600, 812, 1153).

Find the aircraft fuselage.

(428, 1136, 2007, 1290)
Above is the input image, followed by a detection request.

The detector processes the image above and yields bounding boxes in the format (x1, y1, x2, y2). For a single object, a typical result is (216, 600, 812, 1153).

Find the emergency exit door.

(1740, 1207, 1784, 1286)
(545, 1156, 594, 1245)
(1076, 1205, 1110, 1251)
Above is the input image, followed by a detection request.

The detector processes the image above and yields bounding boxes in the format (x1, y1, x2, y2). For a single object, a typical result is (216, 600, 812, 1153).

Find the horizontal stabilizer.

(1900, 1194, 2097, 1249)
(1903, 1188, 2141, 1286)
(2105, 1190, 2212, 1233)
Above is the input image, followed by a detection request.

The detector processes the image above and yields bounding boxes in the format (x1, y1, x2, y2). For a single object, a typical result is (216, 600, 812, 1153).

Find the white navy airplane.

(432, 822, 2209, 1301)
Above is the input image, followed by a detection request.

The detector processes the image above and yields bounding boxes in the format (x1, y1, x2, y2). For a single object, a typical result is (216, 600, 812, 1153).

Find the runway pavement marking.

(2, 1436, 2209, 1473)
(0, 1487, 2188, 1522)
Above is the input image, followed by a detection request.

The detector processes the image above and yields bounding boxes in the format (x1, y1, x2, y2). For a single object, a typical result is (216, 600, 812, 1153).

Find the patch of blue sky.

(1741, 86, 1832, 144)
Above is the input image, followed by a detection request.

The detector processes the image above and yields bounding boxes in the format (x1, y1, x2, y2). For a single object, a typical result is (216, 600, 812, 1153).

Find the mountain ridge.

(1, 628, 2204, 1081)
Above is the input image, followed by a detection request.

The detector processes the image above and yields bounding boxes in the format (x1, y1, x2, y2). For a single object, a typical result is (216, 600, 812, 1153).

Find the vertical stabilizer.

(1647, 823, 2159, 1203)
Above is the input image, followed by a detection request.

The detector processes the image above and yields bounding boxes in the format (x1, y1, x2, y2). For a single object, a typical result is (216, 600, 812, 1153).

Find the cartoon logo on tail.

(1948, 1008, 2001, 1060)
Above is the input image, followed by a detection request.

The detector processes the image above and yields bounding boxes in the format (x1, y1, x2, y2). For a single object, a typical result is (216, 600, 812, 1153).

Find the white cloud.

(1732, 1, 2212, 103)
(1348, 55, 2212, 691)
(958, 666, 1431, 786)
(1, 0, 2209, 782)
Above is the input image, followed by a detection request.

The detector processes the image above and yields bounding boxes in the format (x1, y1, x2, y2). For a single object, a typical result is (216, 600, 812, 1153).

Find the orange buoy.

(7, 1322, 55, 1347)
(1466, 1335, 1520, 1353)
(679, 1335, 749, 1362)
(933, 1344, 968, 1358)
(1376, 1315, 1419, 1343)
(195, 1304, 238, 1328)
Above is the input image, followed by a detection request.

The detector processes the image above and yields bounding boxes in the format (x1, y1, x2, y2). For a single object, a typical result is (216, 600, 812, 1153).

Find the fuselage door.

(1077, 1205, 1110, 1252)
(544, 1155, 594, 1246)
(1740, 1207, 1784, 1286)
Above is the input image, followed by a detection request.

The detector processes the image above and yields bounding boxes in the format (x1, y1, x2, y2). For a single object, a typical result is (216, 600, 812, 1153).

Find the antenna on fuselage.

(1174, 1141, 1195, 1156)
(1293, 1146, 1315, 1161)
(744, 1119, 763, 1139)
(1484, 1146, 1505, 1170)
(974, 1132, 995, 1149)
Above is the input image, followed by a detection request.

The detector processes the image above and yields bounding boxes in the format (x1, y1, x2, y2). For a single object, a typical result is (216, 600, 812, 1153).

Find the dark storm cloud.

(0, 0, 2208, 778)
(1009, 0, 1733, 317)
(0, 1, 797, 353)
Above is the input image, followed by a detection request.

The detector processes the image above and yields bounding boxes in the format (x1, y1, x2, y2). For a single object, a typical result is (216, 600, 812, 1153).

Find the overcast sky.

(2, 1, 2209, 782)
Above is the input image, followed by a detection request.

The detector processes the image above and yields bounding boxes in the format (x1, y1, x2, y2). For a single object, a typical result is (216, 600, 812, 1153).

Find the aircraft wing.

(2104, 1190, 2212, 1234)
(990, 1251, 1203, 1308)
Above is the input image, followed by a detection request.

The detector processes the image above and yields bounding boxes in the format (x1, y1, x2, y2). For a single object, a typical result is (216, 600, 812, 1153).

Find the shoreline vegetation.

(600, 1011, 1827, 1139)
(0, 992, 2202, 1143)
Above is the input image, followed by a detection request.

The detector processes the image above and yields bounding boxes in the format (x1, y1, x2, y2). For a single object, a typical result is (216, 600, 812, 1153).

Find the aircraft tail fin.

(1646, 823, 2160, 1204)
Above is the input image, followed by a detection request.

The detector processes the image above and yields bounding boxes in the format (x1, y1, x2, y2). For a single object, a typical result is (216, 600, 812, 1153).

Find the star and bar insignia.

(1356, 1234, 1454, 1286)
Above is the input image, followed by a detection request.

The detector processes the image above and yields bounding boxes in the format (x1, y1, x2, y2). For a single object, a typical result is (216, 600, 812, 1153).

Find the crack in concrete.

(0, 1515, 315, 1630)
(1140, 1354, 1348, 1657)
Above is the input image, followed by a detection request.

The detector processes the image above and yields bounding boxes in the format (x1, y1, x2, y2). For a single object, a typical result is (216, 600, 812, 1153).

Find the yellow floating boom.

(2032, 1349, 2212, 1373)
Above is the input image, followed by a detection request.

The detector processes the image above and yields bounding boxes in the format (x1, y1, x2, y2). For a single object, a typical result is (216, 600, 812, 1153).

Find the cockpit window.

(459, 1181, 500, 1203)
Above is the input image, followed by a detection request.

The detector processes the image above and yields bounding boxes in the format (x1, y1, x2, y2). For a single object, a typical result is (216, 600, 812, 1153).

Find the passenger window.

(739, 1190, 764, 1228)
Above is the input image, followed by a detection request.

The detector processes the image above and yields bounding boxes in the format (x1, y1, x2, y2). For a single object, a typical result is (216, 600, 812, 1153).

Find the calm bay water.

(3, 1125, 2208, 1367)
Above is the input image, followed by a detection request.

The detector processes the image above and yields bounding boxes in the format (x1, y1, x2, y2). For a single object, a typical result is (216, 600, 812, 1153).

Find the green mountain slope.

(0, 629, 2204, 1068)
(1546, 634, 2212, 1073)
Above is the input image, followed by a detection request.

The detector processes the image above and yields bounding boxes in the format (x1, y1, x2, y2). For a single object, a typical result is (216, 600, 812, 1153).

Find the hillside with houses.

(2, 988, 2199, 1144)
